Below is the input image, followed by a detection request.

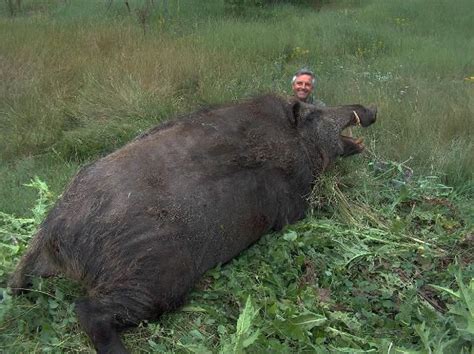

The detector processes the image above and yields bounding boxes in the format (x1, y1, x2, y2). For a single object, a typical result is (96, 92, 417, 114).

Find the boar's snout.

(362, 105, 377, 127)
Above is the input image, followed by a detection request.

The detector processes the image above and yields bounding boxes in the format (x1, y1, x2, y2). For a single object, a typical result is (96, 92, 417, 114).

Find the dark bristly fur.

(9, 94, 376, 353)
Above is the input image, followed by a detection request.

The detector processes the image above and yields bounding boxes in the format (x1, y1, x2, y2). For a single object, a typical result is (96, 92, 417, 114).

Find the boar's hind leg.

(9, 236, 58, 294)
(75, 291, 157, 354)
(76, 297, 130, 354)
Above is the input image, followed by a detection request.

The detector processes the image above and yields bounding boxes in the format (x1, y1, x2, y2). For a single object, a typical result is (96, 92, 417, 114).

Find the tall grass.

(0, 0, 472, 200)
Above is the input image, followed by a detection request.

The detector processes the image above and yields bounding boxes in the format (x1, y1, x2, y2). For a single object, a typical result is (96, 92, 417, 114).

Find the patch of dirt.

(299, 259, 317, 287)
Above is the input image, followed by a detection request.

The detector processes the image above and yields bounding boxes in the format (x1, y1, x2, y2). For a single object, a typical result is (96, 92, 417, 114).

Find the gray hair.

(291, 68, 316, 85)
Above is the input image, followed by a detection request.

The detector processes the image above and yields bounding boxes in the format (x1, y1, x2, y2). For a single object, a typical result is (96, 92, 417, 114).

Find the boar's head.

(289, 100, 377, 166)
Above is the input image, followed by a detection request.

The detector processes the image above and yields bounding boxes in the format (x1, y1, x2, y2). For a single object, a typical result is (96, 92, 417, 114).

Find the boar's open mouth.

(340, 111, 365, 156)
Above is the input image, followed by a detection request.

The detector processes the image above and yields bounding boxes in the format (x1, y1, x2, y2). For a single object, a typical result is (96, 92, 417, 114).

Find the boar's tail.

(8, 228, 59, 294)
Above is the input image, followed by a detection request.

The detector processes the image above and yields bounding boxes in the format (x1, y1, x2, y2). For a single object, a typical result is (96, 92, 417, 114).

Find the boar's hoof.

(75, 298, 130, 354)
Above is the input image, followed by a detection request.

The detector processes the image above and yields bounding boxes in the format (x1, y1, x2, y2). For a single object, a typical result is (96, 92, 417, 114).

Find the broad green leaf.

(283, 230, 298, 241)
(291, 313, 327, 330)
(242, 329, 260, 348)
(428, 284, 460, 299)
(236, 296, 257, 335)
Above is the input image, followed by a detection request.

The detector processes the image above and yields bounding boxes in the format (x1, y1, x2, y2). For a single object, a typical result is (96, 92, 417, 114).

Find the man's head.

(292, 68, 315, 102)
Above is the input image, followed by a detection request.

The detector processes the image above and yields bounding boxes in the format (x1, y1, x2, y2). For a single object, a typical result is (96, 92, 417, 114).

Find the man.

(291, 68, 326, 107)
(292, 68, 353, 136)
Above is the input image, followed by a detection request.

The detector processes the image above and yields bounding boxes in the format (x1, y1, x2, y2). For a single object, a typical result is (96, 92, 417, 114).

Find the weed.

(1, 160, 472, 352)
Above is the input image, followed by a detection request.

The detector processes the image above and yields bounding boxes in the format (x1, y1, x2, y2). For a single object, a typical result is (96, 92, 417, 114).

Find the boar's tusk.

(353, 110, 361, 126)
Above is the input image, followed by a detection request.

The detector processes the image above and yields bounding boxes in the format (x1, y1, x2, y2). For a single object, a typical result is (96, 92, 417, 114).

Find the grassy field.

(0, 0, 473, 352)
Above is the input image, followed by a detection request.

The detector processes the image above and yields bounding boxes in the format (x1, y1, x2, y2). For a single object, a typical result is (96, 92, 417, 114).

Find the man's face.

(292, 74, 314, 102)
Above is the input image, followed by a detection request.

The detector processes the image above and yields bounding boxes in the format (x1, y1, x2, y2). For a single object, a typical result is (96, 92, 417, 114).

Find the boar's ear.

(289, 100, 314, 128)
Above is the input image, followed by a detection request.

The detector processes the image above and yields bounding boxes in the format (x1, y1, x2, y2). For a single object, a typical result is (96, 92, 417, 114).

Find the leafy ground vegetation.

(0, 0, 473, 353)
(1, 160, 473, 353)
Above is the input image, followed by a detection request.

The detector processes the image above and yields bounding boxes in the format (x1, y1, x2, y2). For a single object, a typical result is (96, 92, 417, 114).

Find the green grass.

(0, 1, 472, 201)
(0, 155, 78, 216)
(1, 159, 473, 352)
(0, 0, 473, 352)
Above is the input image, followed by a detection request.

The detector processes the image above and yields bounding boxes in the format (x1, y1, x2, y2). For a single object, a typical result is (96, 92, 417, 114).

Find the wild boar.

(10, 94, 376, 353)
